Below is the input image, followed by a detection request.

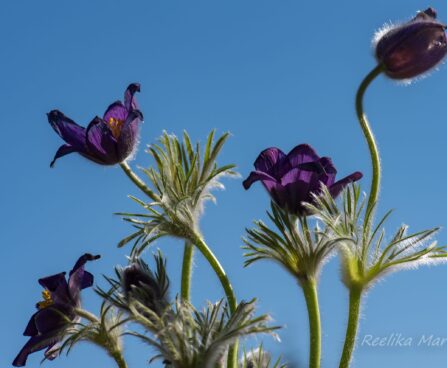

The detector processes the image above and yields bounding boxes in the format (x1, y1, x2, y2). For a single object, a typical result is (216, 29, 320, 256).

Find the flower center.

(37, 290, 54, 309)
(108, 117, 124, 139)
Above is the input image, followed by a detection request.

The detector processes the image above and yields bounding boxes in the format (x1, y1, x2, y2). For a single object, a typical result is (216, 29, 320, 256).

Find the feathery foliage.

(239, 346, 287, 368)
(117, 130, 238, 255)
(126, 298, 279, 368)
(57, 304, 126, 365)
(243, 202, 341, 281)
(306, 184, 447, 287)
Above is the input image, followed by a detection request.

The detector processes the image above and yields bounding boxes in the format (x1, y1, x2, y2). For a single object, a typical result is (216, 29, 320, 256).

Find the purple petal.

(85, 117, 119, 164)
(253, 148, 286, 176)
(68, 254, 100, 303)
(47, 110, 86, 148)
(117, 110, 143, 161)
(283, 180, 313, 214)
(286, 144, 320, 167)
(329, 171, 363, 198)
(243, 170, 278, 190)
(295, 158, 336, 187)
(319, 157, 337, 186)
(33, 305, 69, 334)
(124, 83, 141, 111)
(38, 272, 67, 292)
(50, 144, 83, 168)
(23, 311, 39, 337)
(38, 272, 69, 304)
(12, 333, 61, 367)
(13, 306, 68, 367)
(103, 101, 128, 123)
(281, 167, 317, 186)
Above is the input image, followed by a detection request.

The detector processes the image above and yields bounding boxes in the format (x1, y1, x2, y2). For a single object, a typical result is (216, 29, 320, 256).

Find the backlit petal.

(124, 83, 141, 111)
(85, 117, 119, 164)
(47, 110, 86, 148)
(329, 172, 363, 198)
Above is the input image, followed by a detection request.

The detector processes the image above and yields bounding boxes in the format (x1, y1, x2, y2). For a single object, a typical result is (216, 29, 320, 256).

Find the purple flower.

(375, 8, 447, 80)
(13, 254, 100, 367)
(243, 144, 363, 216)
(121, 259, 170, 317)
(48, 83, 143, 167)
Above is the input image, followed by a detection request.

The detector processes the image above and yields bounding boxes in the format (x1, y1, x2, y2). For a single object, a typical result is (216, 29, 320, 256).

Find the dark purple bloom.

(243, 144, 363, 215)
(48, 83, 143, 167)
(13, 254, 100, 367)
(121, 258, 169, 317)
(375, 8, 447, 80)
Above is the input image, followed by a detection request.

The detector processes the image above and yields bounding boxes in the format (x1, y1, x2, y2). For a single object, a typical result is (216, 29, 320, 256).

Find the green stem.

(180, 241, 195, 301)
(355, 64, 384, 216)
(301, 278, 321, 368)
(111, 351, 128, 368)
(339, 286, 363, 368)
(75, 308, 99, 323)
(193, 235, 238, 368)
(119, 161, 159, 201)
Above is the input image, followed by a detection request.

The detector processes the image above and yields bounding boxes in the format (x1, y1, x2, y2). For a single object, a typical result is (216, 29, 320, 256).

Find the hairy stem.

(120, 161, 159, 201)
(193, 235, 238, 368)
(339, 286, 363, 368)
(301, 278, 321, 368)
(355, 64, 384, 216)
(111, 351, 128, 368)
(180, 241, 195, 301)
(75, 308, 99, 323)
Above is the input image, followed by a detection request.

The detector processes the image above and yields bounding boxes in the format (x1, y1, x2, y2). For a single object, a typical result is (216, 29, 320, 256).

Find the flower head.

(243, 145, 362, 216)
(13, 253, 100, 367)
(48, 83, 143, 167)
(120, 256, 170, 317)
(375, 8, 447, 80)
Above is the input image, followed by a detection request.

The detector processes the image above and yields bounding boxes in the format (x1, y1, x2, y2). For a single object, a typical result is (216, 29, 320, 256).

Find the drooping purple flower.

(243, 144, 363, 216)
(375, 8, 447, 80)
(47, 83, 143, 167)
(13, 253, 100, 367)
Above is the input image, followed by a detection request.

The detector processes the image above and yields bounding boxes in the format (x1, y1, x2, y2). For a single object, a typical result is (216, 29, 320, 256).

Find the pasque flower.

(48, 83, 143, 167)
(120, 257, 170, 317)
(243, 144, 362, 215)
(13, 253, 100, 367)
(375, 8, 447, 79)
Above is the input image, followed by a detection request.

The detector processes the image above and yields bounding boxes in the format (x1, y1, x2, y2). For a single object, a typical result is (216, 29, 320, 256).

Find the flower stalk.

(180, 241, 195, 301)
(337, 66, 383, 368)
(300, 277, 321, 368)
(111, 351, 128, 368)
(355, 64, 383, 217)
(339, 286, 363, 368)
(192, 234, 238, 368)
(119, 161, 159, 201)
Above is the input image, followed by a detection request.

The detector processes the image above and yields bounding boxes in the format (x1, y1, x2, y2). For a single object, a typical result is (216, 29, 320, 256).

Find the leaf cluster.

(243, 202, 339, 281)
(127, 298, 279, 368)
(57, 303, 126, 362)
(239, 345, 287, 368)
(306, 184, 447, 287)
(118, 131, 238, 256)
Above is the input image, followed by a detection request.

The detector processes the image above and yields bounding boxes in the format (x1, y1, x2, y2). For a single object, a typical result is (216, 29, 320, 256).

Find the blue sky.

(2, 1, 447, 367)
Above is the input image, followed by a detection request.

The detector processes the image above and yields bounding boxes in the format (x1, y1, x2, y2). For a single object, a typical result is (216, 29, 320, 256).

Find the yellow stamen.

(37, 289, 54, 309)
(108, 117, 124, 139)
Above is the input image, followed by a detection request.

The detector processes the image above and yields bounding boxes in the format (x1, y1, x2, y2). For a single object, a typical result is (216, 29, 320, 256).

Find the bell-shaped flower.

(48, 83, 143, 167)
(375, 8, 447, 80)
(13, 253, 100, 367)
(243, 144, 362, 216)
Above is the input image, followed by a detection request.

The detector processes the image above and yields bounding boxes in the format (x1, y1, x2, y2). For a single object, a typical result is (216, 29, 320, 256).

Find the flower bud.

(375, 8, 447, 80)
(121, 258, 170, 317)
